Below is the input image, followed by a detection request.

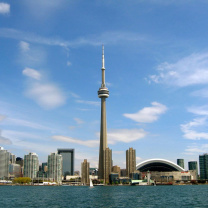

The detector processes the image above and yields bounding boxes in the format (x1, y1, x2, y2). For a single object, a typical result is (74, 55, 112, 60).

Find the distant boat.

(90, 179, 94, 188)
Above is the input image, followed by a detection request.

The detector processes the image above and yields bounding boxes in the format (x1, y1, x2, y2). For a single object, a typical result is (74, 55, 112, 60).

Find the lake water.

(1, 185, 208, 207)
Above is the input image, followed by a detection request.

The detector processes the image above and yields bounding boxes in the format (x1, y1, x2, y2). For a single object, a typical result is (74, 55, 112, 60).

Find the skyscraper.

(177, 159, 184, 169)
(57, 148, 74, 177)
(81, 159, 89, 185)
(126, 147, 136, 177)
(48, 153, 63, 184)
(0, 147, 10, 179)
(98, 46, 112, 183)
(23, 152, 39, 179)
(188, 161, 198, 179)
(199, 153, 208, 180)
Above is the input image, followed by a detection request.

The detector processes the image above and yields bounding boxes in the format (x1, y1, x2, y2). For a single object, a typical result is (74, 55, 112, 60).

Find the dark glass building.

(199, 154, 208, 180)
(57, 149, 74, 177)
(177, 159, 184, 169)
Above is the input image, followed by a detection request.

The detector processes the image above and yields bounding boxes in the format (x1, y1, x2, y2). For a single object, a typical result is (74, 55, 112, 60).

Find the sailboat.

(90, 179, 94, 188)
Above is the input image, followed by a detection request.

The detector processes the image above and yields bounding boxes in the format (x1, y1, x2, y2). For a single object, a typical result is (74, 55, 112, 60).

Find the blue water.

(1, 185, 208, 207)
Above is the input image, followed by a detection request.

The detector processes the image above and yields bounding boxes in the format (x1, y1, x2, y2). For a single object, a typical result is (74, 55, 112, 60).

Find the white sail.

(90, 179, 93, 187)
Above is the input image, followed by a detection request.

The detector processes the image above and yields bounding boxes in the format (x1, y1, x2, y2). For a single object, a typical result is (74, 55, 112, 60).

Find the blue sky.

(1, 0, 208, 171)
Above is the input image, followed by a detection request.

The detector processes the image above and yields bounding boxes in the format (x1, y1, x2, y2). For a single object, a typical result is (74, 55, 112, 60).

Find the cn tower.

(98, 45, 109, 180)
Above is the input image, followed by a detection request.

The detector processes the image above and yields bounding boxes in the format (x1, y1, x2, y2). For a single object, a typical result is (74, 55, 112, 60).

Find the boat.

(90, 179, 94, 188)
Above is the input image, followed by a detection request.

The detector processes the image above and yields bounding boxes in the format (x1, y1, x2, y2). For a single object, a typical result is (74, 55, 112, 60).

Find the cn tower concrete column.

(98, 97, 107, 179)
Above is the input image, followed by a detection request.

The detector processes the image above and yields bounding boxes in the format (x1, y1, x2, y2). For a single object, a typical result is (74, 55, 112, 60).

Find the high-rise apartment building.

(126, 147, 136, 177)
(188, 161, 198, 179)
(98, 46, 112, 183)
(57, 149, 74, 177)
(81, 159, 89, 185)
(9, 163, 21, 178)
(0, 147, 10, 179)
(199, 153, 208, 180)
(48, 153, 63, 184)
(23, 152, 39, 179)
(177, 159, 184, 169)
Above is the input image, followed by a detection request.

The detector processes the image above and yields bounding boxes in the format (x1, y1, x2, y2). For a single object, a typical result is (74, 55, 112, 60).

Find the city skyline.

(1, 1, 208, 171)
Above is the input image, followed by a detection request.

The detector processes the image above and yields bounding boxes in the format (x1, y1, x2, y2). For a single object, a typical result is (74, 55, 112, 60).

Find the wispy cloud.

(0, 3, 10, 14)
(0, 130, 12, 145)
(0, 114, 6, 122)
(191, 88, 208, 98)
(148, 53, 208, 87)
(184, 144, 208, 155)
(19, 41, 30, 52)
(22, 68, 66, 109)
(123, 102, 167, 123)
(76, 100, 100, 107)
(52, 135, 99, 148)
(74, 118, 84, 125)
(0, 28, 149, 49)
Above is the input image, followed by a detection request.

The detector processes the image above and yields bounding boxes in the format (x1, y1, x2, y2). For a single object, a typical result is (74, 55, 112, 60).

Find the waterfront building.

(98, 46, 112, 183)
(23, 152, 39, 179)
(0, 147, 10, 179)
(177, 159, 184, 169)
(136, 158, 197, 181)
(199, 153, 208, 180)
(120, 169, 127, 177)
(112, 165, 121, 177)
(16, 157, 23, 167)
(9, 163, 21, 178)
(126, 147, 136, 177)
(188, 161, 198, 179)
(10, 154, 16, 164)
(48, 153, 63, 184)
(81, 159, 89, 185)
(109, 173, 119, 184)
(42, 162, 48, 172)
(57, 148, 74, 177)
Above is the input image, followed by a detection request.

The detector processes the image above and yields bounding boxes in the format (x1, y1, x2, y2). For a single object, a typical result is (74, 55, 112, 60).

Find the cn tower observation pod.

(136, 159, 185, 172)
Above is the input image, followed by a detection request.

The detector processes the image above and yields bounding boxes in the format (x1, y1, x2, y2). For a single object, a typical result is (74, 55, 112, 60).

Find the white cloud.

(76, 100, 100, 107)
(123, 102, 167, 123)
(25, 82, 66, 109)
(22, 68, 66, 109)
(108, 128, 147, 144)
(0, 3, 10, 14)
(188, 105, 208, 116)
(19, 41, 30, 52)
(149, 53, 208, 87)
(22, 67, 41, 80)
(52, 135, 99, 148)
(181, 117, 208, 140)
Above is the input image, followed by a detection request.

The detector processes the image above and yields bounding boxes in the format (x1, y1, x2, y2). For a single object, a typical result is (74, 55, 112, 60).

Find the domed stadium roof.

(136, 158, 185, 172)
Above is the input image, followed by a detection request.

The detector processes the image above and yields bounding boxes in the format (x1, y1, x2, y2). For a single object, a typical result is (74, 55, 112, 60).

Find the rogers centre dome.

(136, 159, 185, 172)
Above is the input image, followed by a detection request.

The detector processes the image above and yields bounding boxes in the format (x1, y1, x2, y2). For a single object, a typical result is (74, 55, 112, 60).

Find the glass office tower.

(199, 153, 208, 180)
(57, 149, 74, 177)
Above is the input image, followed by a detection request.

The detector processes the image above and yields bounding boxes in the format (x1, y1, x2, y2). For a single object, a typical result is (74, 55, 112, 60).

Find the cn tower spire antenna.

(102, 45, 105, 69)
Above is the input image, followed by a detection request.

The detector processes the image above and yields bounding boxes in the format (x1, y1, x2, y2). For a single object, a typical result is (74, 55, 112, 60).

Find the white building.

(48, 153, 63, 184)
(0, 147, 10, 179)
(23, 152, 39, 179)
(9, 163, 21, 178)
